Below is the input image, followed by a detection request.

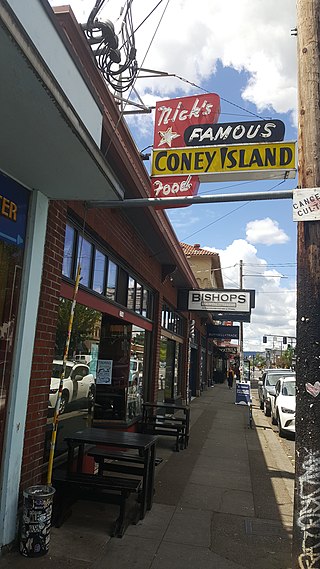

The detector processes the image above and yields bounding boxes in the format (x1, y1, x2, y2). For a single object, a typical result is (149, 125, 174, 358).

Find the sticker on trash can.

(20, 485, 55, 558)
(235, 381, 251, 405)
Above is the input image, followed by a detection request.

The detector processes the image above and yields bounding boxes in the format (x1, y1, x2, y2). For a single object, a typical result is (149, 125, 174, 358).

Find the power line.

(165, 73, 272, 121)
(102, 0, 171, 159)
(180, 180, 286, 242)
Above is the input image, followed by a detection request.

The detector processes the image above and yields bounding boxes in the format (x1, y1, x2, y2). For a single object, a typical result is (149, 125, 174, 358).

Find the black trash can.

(20, 485, 56, 557)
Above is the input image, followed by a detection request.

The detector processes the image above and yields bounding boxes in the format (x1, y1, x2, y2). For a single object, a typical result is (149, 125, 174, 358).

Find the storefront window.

(158, 335, 182, 402)
(44, 299, 101, 461)
(93, 317, 147, 423)
(93, 250, 106, 294)
(127, 326, 146, 420)
(200, 349, 206, 388)
(62, 224, 75, 278)
(106, 260, 118, 300)
(0, 172, 29, 468)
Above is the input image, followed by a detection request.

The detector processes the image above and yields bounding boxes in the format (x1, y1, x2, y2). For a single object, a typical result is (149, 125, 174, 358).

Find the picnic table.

(141, 401, 190, 451)
(52, 428, 158, 537)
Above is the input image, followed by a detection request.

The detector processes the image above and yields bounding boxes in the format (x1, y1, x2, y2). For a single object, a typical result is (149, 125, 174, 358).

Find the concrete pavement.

(0, 382, 294, 569)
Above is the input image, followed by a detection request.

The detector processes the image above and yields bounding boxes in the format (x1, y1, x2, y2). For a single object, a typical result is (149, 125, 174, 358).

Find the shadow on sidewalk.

(0, 383, 293, 569)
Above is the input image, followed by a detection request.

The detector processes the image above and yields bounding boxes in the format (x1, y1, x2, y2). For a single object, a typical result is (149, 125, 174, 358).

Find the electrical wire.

(119, 0, 165, 49)
(162, 73, 272, 121)
(103, 0, 171, 159)
(180, 179, 286, 242)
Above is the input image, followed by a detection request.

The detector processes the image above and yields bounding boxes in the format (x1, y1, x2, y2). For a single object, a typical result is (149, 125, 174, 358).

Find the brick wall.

(20, 199, 185, 487)
(20, 201, 67, 489)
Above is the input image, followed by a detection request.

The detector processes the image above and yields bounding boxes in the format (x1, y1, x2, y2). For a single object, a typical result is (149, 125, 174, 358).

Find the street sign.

(293, 187, 320, 221)
(151, 141, 296, 182)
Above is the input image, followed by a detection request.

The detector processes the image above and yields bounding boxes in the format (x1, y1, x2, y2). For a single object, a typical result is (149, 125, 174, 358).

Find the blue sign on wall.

(0, 171, 29, 248)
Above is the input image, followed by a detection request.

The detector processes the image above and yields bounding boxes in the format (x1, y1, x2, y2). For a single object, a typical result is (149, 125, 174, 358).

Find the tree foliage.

(277, 346, 295, 369)
(55, 298, 101, 358)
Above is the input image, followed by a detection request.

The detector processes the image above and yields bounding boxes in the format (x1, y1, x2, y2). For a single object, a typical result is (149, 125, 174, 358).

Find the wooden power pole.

(293, 1, 320, 566)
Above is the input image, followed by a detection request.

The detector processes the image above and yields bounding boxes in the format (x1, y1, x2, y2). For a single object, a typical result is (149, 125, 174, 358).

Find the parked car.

(49, 360, 95, 414)
(271, 376, 296, 437)
(258, 368, 295, 416)
(129, 358, 143, 383)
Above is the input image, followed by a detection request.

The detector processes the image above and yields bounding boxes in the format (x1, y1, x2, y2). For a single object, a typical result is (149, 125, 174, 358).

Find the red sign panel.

(153, 93, 220, 150)
(151, 174, 200, 208)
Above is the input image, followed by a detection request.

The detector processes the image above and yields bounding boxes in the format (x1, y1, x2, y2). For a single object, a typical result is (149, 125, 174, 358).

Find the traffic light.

(283, 336, 287, 345)
(263, 336, 267, 343)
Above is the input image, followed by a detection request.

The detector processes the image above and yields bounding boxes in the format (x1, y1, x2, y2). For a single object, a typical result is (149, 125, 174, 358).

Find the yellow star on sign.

(158, 126, 180, 147)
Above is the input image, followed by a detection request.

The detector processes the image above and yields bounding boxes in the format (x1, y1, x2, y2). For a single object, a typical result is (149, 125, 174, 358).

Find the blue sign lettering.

(0, 171, 29, 248)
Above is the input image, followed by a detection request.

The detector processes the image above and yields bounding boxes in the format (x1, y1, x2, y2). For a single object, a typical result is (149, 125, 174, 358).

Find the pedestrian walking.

(227, 368, 234, 389)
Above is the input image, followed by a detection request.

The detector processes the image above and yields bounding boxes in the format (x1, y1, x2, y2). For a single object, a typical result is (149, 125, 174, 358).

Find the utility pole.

(239, 260, 244, 380)
(293, 1, 320, 566)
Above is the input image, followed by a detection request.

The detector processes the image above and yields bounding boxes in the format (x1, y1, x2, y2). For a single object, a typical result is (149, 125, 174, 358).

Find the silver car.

(258, 368, 295, 417)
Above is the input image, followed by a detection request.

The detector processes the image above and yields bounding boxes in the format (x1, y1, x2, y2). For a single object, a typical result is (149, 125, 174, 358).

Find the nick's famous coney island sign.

(151, 94, 220, 203)
(150, 93, 296, 205)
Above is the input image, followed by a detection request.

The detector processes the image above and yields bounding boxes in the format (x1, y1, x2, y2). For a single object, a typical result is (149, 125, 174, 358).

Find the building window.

(158, 335, 183, 402)
(127, 276, 135, 309)
(135, 283, 142, 314)
(62, 224, 75, 278)
(106, 260, 118, 301)
(62, 221, 153, 319)
(161, 304, 185, 336)
(92, 250, 106, 294)
(77, 236, 93, 288)
(142, 289, 148, 317)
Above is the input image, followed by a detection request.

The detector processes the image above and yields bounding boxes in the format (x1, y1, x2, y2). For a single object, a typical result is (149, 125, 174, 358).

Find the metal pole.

(86, 189, 294, 209)
(293, 2, 320, 566)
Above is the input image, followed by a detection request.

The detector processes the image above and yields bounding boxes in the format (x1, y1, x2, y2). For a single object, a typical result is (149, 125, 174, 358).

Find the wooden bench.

(52, 468, 142, 538)
(87, 448, 145, 476)
(87, 448, 163, 472)
(142, 417, 186, 451)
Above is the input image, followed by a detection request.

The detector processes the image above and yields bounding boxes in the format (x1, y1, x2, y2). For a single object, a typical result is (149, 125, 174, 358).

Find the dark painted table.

(64, 427, 158, 518)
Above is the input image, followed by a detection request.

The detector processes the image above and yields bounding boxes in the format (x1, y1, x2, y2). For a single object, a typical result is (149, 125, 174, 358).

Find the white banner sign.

(188, 290, 251, 312)
(293, 188, 320, 221)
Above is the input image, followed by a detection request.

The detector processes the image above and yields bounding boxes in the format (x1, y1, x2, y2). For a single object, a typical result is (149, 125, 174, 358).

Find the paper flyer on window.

(96, 359, 113, 385)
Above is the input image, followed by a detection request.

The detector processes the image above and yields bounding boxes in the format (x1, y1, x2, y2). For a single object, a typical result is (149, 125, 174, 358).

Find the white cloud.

(204, 239, 296, 351)
(246, 218, 290, 246)
(49, 0, 297, 119)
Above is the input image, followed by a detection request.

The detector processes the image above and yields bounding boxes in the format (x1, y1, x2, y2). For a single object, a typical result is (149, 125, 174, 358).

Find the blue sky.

(49, 0, 297, 352)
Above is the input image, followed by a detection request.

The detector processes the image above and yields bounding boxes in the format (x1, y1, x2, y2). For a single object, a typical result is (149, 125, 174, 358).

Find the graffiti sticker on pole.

(293, 188, 320, 221)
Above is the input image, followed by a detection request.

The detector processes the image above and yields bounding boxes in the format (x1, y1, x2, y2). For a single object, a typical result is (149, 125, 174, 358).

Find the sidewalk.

(0, 383, 294, 569)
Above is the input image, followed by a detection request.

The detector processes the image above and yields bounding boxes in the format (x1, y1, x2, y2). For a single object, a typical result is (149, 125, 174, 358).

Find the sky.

(49, 0, 298, 353)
